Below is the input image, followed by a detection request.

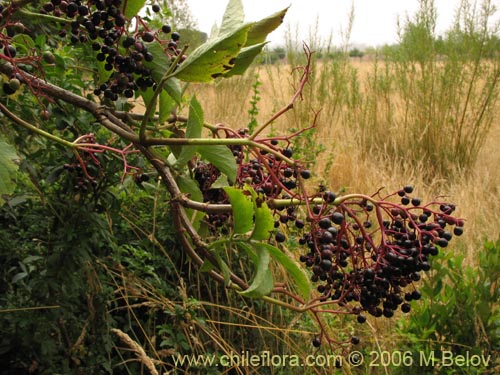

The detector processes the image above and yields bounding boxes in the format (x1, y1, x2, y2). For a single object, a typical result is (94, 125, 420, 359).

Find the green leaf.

(223, 42, 268, 78)
(175, 96, 203, 168)
(122, 0, 146, 19)
(254, 242, 311, 299)
(212, 175, 229, 189)
(219, 0, 245, 36)
(223, 187, 253, 235)
(213, 251, 232, 286)
(238, 243, 274, 298)
(197, 145, 237, 183)
(159, 90, 175, 124)
(144, 42, 182, 104)
(0, 138, 19, 205)
(249, 191, 274, 241)
(176, 174, 204, 231)
(251, 202, 274, 240)
(199, 260, 215, 273)
(173, 23, 252, 82)
(177, 175, 203, 203)
(245, 8, 289, 46)
(163, 77, 182, 104)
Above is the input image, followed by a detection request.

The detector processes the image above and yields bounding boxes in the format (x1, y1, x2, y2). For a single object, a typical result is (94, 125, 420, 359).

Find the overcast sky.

(185, 0, 499, 47)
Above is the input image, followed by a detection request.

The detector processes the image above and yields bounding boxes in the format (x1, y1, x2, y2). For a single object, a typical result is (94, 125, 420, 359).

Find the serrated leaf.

(197, 145, 237, 183)
(0, 138, 19, 205)
(122, 0, 146, 19)
(245, 186, 274, 240)
(245, 8, 288, 46)
(223, 187, 253, 235)
(219, 0, 245, 36)
(175, 96, 203, 168)
(254, 242, 310, 299)
(239, 243, 274, 298)
(173, 23, 251, 82)
(250, 199, 274, 240)
(223, 42, 267, 78)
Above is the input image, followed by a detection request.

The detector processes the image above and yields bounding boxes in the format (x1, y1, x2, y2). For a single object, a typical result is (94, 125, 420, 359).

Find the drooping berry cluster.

(298, 185, 463, 323)
(38, 0, 182, 100)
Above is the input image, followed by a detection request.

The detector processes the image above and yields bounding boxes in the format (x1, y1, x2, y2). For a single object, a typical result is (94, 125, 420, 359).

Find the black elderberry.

(295, 219, 305, 229)
(331, 212, 344, 225)
(4, 45, 16, 58)
(300, 169, 311, 179)
(312, 337, 321, 348)
(401, 303, 411, 313)
(441, 231, 453, 241)
(283, 168, 293, 178)
(323, 191, 336, 203)
(2, 82, 16, 95)
(327, 226, 338, 236)
(171, 31, 181, 41)
(162, 24, 172, 33)
(318, 217, 332, 229)
(152, 4, 161, 12)
(411, 197, 421, 206)
(357, 314, 366, 323)
(142, 32, 154, 42)
(275, 231, 286, 243)
(403, 185, 414, 194)
(435, 238, 448, 248)
(411, 290, 421, 300)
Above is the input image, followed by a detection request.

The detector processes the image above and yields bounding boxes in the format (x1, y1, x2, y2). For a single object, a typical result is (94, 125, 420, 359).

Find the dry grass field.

(187, 57, 500, 264)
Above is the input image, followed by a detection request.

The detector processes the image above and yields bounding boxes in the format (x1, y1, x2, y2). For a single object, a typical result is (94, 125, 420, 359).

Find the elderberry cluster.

(298, 185, 463, 325)
(193, 129, 311, 232)
(230, 129, 311, 196)
(39, 0, 182, 100)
